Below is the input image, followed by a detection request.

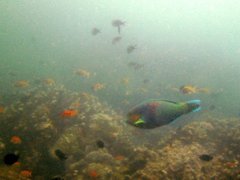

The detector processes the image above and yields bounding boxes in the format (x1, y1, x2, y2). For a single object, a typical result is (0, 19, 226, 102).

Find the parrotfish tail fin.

(118, 26, 121, 34)
(186, 99, 201, 112)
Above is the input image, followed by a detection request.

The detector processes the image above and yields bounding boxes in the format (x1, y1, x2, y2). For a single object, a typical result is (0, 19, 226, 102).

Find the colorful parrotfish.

(127, 99, 201, 129)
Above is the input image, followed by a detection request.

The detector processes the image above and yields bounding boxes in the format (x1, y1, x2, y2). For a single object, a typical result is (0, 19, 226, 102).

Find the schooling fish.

(3, 153, 20, 165)
(55, 149, 68, 161)
(127, 99, 201, 129)
(91, 28, 101, 35)
(112, 19, 125, 34)
(199, 154, 213, 161)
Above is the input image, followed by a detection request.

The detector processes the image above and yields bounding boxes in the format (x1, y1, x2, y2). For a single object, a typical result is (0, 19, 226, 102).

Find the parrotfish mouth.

(126, 115, 146, 128)
(186, 99, 201, 112)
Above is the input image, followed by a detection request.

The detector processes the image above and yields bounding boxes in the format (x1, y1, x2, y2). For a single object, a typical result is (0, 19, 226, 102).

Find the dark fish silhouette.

(128, 62, 144, 70)
(199, 154, 213, 161)
(51, 176, 64, 180)
(112, 36, 122, 44)
(143, 79, 150, 84)
(127, 45, 137, 54)
(55, 149, 68, 160)
(91, 28, 101, 35)
(112, 19, 125, 34)
(3, 153, 19, 165)
(96, 140, 105, 148)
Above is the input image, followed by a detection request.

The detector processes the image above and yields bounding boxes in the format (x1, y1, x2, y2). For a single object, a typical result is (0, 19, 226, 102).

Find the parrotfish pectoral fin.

(186, 99, 201, 112)
(134, 118, 145, 125)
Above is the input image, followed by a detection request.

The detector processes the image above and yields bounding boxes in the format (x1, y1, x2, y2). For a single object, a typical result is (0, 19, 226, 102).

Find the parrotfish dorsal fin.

(160, 100, 179, 104)
(139, 99, 179, 105)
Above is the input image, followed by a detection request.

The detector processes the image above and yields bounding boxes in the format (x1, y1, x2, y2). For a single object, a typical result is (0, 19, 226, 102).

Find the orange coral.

(20, 170, 32, 178)
(88, 170, 99, 178)
(10, 136, 22, 144)
(61, 109, 78, 118)
(13, 162, 21, 166)
(226, 161, 238, 168)
(115, 155, 125, 161)
(0, 106, 5, 113)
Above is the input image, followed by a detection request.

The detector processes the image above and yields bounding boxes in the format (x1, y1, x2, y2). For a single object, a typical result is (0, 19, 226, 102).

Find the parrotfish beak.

(133, 118, 145, 125)
(126, 113, 145, 127)
(186, 99, 201, 112)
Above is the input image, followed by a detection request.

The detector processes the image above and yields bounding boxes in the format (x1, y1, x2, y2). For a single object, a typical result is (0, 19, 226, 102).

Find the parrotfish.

(127, 99, 201, 129)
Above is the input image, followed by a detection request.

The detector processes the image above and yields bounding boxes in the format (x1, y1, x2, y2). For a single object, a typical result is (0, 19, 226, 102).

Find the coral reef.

(0, 83, 240, 179)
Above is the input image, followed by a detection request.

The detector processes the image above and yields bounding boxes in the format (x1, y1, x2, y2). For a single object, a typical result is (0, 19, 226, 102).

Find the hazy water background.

(1, 0, 240, 117)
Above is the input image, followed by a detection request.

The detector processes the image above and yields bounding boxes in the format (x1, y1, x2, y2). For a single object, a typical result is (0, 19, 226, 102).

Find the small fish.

(112, 19, 125, 34)
(143, 79, 150, 84)
(128, 62, 144, 70)
(14, 80, 29, 88)
(115, 155, 125, 161)
(92, 83, 105, 91)
(4, 153, 20, 165)
(121, 78, 129, 85)
(199, 154, 213, 161)
(127, 99, 201, 129)
(225, 161, 238, 168)
(127, 45, 137, 54)
(55, 149, 68, 160)
(179, 85, 210, 95)
(43, 78, 55, 86)
(51, 176, 65, 180)
(112, 36, 122, 44)
(10, 136, 22, 144)
(91, 28, 100, 35)
(61, 109, 78, 118)
(0, 106, 5, 113)
(133, 64, 144, 70)
(179, 85, 197, 94)
(88, 170, 99, 178)
(198, 88, 210, 94)
(128, 62, 137, 67)
(75, 69, 91, 78)
(126, 159, 147, 174)
(96, 140, 105, 148)
(20, 170, 32, 178)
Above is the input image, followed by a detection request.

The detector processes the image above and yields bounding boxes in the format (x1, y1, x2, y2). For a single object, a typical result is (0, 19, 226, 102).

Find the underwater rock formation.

(0, 83, 240, 179)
